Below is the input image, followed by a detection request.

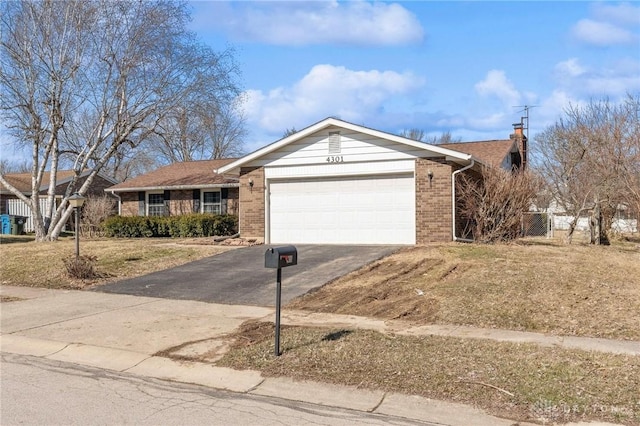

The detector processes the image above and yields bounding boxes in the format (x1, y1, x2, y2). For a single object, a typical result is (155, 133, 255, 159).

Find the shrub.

(457, 167, 540, 243)
(63, 255, 99, 279)
(101, 214, 238, 238)
(81, 195, 117, 237)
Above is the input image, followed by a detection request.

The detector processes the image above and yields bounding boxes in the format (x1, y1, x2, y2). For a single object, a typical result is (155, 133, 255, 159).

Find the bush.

(457, 167, 540, 243)
(81, 195, 117, 237)
(101, 214, 238, 238)
(63, 255, 99, 279)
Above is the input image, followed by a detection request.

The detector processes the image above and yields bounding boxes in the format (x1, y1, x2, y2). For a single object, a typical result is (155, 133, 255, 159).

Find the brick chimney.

(510, 122, 527, 169)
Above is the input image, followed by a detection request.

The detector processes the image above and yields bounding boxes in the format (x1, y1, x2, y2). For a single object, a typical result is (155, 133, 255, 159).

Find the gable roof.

(216, 117, 475, 175)
(1, 170, 118, 195)
(106, 158, 239, 192)
(439, 139, 517, 167)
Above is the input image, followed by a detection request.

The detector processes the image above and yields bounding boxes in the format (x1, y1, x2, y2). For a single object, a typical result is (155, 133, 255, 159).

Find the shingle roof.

(106, 158, 239, 192)
(1, 170, 79, 194)
(439, 139, 516, 166)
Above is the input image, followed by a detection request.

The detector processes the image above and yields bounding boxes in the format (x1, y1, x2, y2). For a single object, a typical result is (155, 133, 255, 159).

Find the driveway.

(95, 245, 401, 307)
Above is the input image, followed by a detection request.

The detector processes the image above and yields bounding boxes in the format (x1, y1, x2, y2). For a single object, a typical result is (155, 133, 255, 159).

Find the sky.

(1, 1, 638, 164)
(189, 0, 640, 153)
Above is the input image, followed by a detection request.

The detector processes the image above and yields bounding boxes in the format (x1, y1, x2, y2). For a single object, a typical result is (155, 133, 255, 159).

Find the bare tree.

(399, 129, 461, 144)
(0, 1, 242, 241)
(149, 53, 245, 163)
(399, 128, 426, 141)
(101, 146, 157, 183)
(0, 158, 31, 174)
(430, 131, 461, 145)
(282, 127, 298, 138)
(457, 167, 540, 243)
(535, 95, 639, 243)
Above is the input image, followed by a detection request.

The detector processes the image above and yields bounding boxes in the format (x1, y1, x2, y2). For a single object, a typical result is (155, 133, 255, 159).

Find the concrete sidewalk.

(1, 285, 635, 426)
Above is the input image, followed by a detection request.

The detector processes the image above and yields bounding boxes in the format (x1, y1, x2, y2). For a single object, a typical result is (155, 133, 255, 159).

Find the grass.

(215, 238, 640, 425)
(287, 240, 640, 340)
(0, 235, 234, 289)
(218, 322, 640, 425)
(3, 234, 639, 424)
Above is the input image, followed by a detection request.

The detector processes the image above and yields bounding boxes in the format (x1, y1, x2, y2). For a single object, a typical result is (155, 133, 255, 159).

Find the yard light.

(68, 192, 86, 259)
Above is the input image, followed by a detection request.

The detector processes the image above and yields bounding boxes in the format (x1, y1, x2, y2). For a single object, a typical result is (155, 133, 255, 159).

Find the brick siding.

(238, 167, 265, 239)
(226, 188, 239, 216)
(119, 192, 139, 216)
(118, 187, 239, 217)
(167, 190, 193, 215)
(415, 158, 453, 243)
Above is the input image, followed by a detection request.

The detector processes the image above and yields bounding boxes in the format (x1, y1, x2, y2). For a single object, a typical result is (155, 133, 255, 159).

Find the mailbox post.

(265, 245, 297, 356)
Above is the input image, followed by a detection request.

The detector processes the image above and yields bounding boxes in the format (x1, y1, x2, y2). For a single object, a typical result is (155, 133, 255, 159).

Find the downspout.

(452, 159, 475, 242)
(109, 191, 122, 216)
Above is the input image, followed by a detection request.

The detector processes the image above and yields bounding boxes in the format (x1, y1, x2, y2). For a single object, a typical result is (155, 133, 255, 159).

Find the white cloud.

(571, 19, 637, 46)
(474, 70, 521, 107)
(554, 58, 587, 78)
(243, 64, 425, 134)
(592, 2, 640, 27)
(213, 1, 424, 46)
(552, 57, 640, 98)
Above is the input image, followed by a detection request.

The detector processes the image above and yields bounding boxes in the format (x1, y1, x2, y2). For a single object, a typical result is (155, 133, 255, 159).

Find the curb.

(1, 334, 538, 426)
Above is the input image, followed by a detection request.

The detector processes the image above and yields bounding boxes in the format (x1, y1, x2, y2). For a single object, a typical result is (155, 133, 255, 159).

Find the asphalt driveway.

(95, 245, 401, 307)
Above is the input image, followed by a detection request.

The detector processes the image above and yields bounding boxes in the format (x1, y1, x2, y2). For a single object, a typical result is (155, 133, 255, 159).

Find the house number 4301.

(326, 156, 344, 163)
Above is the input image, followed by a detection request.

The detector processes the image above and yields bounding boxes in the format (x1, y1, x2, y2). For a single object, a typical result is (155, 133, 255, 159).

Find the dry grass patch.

(0, 295, 24, 302)
(218, 322, 640, 425)
(0, 237, 234, 289)
(287, 241, 640, 340)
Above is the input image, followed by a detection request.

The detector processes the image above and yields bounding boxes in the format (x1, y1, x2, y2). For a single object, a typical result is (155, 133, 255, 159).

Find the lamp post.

(68, 192, 86, 259)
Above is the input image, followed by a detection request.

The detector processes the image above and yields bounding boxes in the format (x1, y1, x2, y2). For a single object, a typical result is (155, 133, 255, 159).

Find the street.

(1, 353, 431, 426)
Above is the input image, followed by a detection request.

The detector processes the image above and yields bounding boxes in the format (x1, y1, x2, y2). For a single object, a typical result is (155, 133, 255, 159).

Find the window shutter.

(138, 191, 145, 216)
(221, 188, 228, 215)
(193, 189, 201, 213)
(164, 190, 170, 216)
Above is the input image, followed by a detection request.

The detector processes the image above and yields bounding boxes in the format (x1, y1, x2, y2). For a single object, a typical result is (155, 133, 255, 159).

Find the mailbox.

(265, 245, 297, 269)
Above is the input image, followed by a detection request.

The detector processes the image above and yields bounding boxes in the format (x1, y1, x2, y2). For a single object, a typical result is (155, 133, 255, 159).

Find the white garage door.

(269, 174, 415, 244)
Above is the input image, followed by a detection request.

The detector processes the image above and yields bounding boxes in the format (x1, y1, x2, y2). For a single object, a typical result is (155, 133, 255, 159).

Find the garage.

(268, 173, 415, 244)
(215, 117, 484, 245)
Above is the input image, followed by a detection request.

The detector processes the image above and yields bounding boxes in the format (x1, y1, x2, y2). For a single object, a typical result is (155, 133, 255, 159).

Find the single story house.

(216, 117, 524, 245)
(105, 159, 240, 217)
(0, 170, 118, 232)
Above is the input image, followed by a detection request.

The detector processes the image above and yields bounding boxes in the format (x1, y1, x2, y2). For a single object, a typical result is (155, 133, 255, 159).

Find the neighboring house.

(215, 117, 524, 245)
(0, 170, 119, 232)
(105, 159, 239, 217)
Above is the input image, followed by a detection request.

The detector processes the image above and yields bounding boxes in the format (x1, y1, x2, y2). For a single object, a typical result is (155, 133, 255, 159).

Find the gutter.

(452, 159, 475, 242)
(108, 182, 239, 193)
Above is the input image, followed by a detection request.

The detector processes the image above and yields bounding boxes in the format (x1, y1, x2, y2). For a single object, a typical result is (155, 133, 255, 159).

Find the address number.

(326, 156, 344, 163)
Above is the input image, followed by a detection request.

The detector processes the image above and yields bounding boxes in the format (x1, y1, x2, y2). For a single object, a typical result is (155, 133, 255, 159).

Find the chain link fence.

(521, 212, 552, 238)
(522, 210, 639, 242)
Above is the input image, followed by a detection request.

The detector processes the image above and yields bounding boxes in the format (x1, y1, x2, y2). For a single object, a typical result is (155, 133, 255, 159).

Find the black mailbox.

(265, 245, 297, 269)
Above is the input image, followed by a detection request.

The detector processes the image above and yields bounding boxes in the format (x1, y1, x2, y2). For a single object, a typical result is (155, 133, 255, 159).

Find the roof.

(106, 158, 239, 192)
(1, 170, 118, 194)
(439, 139, 517, 166)
(216, 117, 474, 175)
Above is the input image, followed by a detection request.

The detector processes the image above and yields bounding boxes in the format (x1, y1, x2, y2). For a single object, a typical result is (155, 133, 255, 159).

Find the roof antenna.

(512, 105, 538, 169)
(512, 105, 538, 142)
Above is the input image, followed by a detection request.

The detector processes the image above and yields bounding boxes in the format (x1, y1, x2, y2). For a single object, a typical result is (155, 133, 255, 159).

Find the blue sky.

(189, 1, 640, 152)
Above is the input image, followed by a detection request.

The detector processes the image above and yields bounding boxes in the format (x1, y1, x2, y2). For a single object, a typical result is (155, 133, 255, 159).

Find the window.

(148, 193, 165, 216)
(203, 191, 221, 214)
